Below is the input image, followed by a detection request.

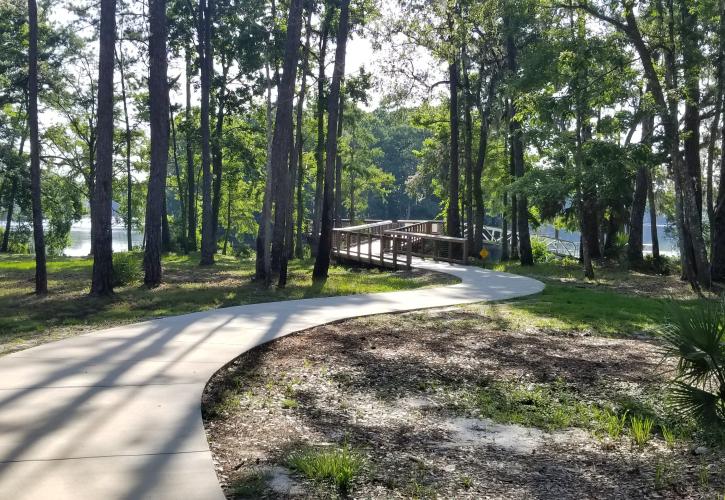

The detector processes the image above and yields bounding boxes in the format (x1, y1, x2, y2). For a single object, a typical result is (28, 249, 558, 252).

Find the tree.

(198, 0, 215, 265)
(447, 58, 461, 237)
(143, 0, 170, 287)
(269, 0, 304, 286)
(313, 0, 351, 282)
(27, 0, 46, 294)
(90, 0, 116, 296)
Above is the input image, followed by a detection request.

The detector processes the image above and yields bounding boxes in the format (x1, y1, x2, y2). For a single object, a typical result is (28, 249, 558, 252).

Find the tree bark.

(198, 0, 215, 265)
(143, 0, 169, 287)
(628, 111, 654, 266)
(270, 0, 304, 285)
(508, 122, 518, 260)
(709, 0, 725, 282)
(28, 0, 46, 294)
(506, 25, 532, 266)
(333, 93, 344, 226)
(647, 168, 660, 260)
(447, 60, 461, 237)
(170, 104, 187, 253)
(462, 47, 474, 253)
(185, 47, 197, 251)
(313, 0, 350, 282)
(679, 0, 702, 219)
(116, 44, 133, 252)
(223, 180, 232, 255)
(90, 0, 116, 296)
(473, 74, 496, 256)
(294, 9, 312, 260)
(1, 130, 25, 253)
(211, 58, 229, 246)
(311, 11, 330, 257)
(255, 60, 274, 283)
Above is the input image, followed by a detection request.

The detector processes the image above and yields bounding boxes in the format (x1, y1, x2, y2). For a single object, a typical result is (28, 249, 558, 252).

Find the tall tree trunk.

(1, 177, 18, 253)
(647, 169, 660, 260)
(185, 47, 197, 251)
(311, 11, 330, 257)
(447, 60, 461, 237)
(462, 46, 474, 253)
(1, 130, 26, 253)
(90, 0, 116, 296)
(628, 110, 654, 266)
(223, 180, 232, 255)
(509, 125, 518, 259)
(333, 93, 344, 226)
(255, 60, 274, 283)
(313, 0, 350, 282)
(709, 0, 725, 282)
(473, 74, 496, 256)
(28, 0, 46, 294)
(270, 0, 304, 286)
(680, 0, 702, 220)
(211, 59, 229, 246)
(170, 104, 187, 253)
(116, 45, 133, 252)
(144, 0, 169, 287)
(198, 0, 215, 265)
(506, 24, 532, 266)
(293, 10, 312, 260)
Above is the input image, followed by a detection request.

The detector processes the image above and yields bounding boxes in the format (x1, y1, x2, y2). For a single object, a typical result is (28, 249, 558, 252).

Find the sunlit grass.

(0, 252, 457, 354)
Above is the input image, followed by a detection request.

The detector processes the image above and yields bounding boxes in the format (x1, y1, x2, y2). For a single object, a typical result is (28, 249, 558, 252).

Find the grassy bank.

(489, 260, 699, 337)
(0, 253, 457, 355)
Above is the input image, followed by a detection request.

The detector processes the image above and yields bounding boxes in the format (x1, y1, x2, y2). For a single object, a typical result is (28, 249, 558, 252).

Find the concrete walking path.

(0, 260, 543, 499)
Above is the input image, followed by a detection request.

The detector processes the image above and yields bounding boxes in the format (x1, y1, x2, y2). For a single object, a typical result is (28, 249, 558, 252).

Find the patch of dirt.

(203, 307, 724, 499)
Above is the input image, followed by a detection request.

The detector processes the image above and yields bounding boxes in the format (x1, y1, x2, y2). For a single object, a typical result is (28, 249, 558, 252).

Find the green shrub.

(531, 237, 554, 263)
(288, 444, 364, 494)
(0, 225, 32, 253)
(112, 252, 142, 286)
(660, 301, 725, 429)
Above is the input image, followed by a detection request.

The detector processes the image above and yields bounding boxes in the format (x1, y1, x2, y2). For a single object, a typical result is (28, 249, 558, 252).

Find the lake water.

(534, 218, 679, 256)
(64, 218, 143, 257)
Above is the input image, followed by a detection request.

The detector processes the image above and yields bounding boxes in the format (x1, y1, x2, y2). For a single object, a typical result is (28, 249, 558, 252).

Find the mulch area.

(203, 307, 723, 499)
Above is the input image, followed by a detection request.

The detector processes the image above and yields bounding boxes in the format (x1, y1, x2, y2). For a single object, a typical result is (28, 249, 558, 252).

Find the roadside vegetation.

(0, 252, 456, 355)
(203, 259, 724, 499)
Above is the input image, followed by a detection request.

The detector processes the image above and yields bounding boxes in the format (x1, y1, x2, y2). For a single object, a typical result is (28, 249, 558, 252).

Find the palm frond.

(668, 381, 724, 428)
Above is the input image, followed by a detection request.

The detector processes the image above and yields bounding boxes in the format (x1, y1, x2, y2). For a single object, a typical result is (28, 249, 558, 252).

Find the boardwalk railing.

(332, 220, 467, 269)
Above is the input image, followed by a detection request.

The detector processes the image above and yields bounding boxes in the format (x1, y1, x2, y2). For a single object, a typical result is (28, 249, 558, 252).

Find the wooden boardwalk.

(332, 220, 468, 269)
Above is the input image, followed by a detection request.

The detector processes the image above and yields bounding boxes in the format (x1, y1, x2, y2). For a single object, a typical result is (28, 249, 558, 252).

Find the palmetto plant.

(660, 301, 725, 428)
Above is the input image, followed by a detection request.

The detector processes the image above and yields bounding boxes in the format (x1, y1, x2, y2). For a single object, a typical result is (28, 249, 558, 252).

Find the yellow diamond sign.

(479, 247, 489, 260)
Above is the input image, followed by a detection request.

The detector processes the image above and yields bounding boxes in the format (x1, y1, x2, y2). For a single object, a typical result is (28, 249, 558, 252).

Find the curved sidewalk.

(0, 260, 543, 499)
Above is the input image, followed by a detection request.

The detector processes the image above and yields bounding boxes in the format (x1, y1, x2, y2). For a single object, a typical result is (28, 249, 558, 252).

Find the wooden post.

(380, 233, 386, 267)
(392, 235, 398, 270)
(368, 229, 372, 264)
(448, 241, 453, 263)
(357, 233, 361, 259)
(462, 239, 468, 265)
(346, 232, 350, 257)
(406, 235, 412, 269)
(433, 240, 438, 261)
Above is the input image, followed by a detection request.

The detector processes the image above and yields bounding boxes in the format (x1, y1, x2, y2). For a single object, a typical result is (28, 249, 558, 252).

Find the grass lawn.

(0, 252, 457, 355)
(487, 260, 700, 337)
